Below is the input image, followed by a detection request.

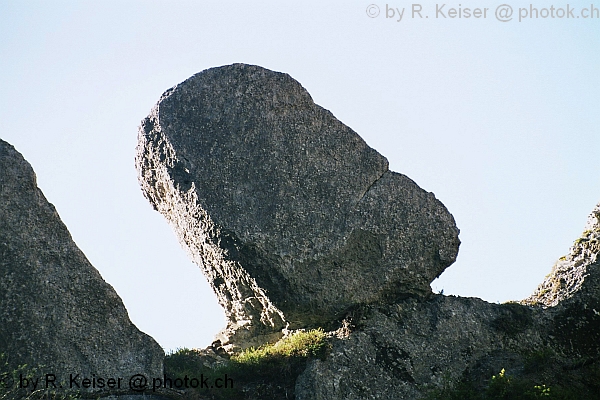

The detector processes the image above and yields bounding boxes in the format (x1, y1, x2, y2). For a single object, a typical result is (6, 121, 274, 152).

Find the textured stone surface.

(523, 202, 600, 358)
(524, 203, 600, 308)
(135, 64, 460, 344)
(0, 139, 164, 394)
(294, 296, 548, 399)
(295, 203, 600, 399)
(134, 64, 600, 398)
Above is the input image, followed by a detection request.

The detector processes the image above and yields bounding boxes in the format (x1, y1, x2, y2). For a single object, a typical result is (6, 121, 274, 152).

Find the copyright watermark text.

(366, 3, 599, 22)
(13, 372, 233, 393)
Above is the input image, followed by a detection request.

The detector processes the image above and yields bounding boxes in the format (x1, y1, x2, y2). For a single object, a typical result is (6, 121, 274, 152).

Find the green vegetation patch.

(425, 367, 594, 400)
(232, 328, 328, 364)
(164, 328, 329, 399)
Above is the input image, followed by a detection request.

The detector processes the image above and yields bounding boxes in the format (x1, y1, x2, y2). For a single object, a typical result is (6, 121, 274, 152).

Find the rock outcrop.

(295, 297, 547, 399)
(294, 203, 600, 399)
(137, 64, 600, 399)
(0, 139, 164, 396)
(523, 202, 600, 359)
(523, 204, 600, 311)
(135, 63, 460, 346)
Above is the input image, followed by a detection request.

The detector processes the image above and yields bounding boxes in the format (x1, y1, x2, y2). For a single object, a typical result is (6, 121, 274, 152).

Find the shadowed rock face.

(295, 296, 547, 400)
(0, 139, 163, 391)
(135, 64, 460, 344)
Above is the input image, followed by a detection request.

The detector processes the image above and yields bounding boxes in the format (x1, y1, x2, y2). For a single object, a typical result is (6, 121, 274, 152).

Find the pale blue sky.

(1, 1, 599, 351)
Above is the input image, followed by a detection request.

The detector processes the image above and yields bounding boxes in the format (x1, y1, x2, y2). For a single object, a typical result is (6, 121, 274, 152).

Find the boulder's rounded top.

(141, 63, 390, 262)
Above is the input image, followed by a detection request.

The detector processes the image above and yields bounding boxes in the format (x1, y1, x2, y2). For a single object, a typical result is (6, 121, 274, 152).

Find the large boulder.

(134, 64, 600, 398)
(135, 64, 460, 344)
(0, 139, 164, 396)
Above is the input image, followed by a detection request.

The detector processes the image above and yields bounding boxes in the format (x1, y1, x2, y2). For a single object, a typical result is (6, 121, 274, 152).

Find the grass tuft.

(232, 328, 328, 365)
(163, 328, 330, 399)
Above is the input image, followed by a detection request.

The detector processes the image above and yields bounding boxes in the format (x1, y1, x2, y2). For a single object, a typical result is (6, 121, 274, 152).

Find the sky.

(1, 1, 599, 352)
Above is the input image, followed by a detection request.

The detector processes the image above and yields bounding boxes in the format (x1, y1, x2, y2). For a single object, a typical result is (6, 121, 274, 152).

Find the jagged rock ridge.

(524, 203, 600, 308)
(523, 202, 600, 359)
(0, 139, 164, 396)
(135, 63, 460, 346)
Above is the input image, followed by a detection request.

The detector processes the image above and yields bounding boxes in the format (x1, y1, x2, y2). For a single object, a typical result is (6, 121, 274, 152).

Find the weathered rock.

(0, 139, 164, 395)
(295, 295, 600, 399)
(295, 203, 600, 399)
(523, 202, 600, 358)
(296, 297, 548, 399)
(524, 203, 600, 308)
(135, 64, 600, 398)
(135, 64, 460, 345)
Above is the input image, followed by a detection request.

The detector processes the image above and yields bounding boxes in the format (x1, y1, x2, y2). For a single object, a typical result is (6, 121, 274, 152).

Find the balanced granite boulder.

(136, 64, 460, 343)
(0, 139, 163, 395)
